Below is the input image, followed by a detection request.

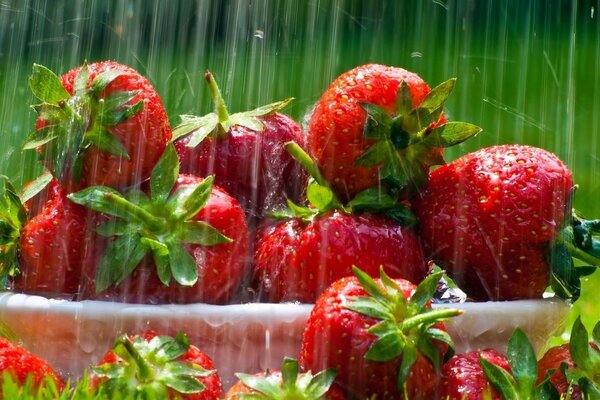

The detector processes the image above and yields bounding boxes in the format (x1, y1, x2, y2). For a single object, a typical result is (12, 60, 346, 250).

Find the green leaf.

(31, 103, 70, 124)
(242, 98, 293, 118)
(150, 144, 179, 204)
(396, 81, 413, 115)
(85, 126, 130, 158)
(346, 297, 392, 320)
(68, 186, 137, 220)
(236, 373, 282, 398)
(98, 100, 143, 126)
(396, 343, 417, 389)
(96, 233, 147, 292)
(172, 113, 219, 144)
(177, 176, 214, 220)
(570, 317, 592, 371)
(365, 331, 404, 361)
(29, 64, 70, 104)
(409, 271, 443, 312)
(96, 220, 133, 236)
(180, 221, 231, 246)
(421, 121, 482, 148)
(19, 170, 52, 203)
(91, 70, 125, 95)
(229, 114, 265, 132)
(354, 140, 392, 167)
(427, 328, 456, 362)
(285, 200, 319, 220)
(360, 102, 393, 140)
(305, 367, 337, 399)
(306, 181, 336, 212)
(281, 357, 299, 390)
(418, 78, 456, 113)
(352, 266, 389, 304)
(507, 328, 538, 395)
(22, 125, 59, 150)
(167, 241, 198, 286)
(481, 356, 519, 400)
(102, 90, 140, 112)
(162, 375, 205, 394)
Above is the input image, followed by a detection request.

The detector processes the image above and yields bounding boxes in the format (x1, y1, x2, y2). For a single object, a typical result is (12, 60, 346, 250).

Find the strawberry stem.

(204, 70, 230, 130)
(117, 336, 156, 382)
(103, 192, 163, 232)
(400, 308, 463, 332)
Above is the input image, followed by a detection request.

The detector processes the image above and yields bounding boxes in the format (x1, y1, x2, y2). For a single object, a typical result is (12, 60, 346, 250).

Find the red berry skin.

(48, 61, 172, 190)
(93, 330, 223, 400)
(86, 176, 249, 305)
(0, 336, 64, 391)
(14, 179, 102, 298)
(437, 349, 510, 400)
(413, 144, 574, 300)
(307, 63, 443, 202)
(175, 113, 308, 223)
(254, 211, 427, 303)
(300, 276, 446, 400)
(537, 344, 582, 400)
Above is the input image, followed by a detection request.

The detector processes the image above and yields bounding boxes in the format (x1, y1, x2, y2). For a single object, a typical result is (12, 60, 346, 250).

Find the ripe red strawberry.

(26, 61, 172, 191)
(91, 330, 223, 399)
(0, 336, 64, 392)
(0, 174, 102, 298)
(413, 144, 580, 300)
(254, 142, 427, 303)
(437, 349, 510, 399)
(173, 71, 307, 224)
(300, 267, 461, 399)
(69, 144, 249, 304)
(443, 328, 557, 399)
(307, 63, 480, 202)
(225, 357, 346, 399)
(537, 317, 600, 399)
(255, 211, 426, 303)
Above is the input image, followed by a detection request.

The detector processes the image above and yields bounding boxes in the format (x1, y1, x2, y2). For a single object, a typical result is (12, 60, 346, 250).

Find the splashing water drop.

(254, 29, 264, 39)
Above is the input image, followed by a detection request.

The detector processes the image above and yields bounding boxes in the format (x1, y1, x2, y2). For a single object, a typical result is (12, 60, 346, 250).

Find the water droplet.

(411, 51, 423, 58)
(254, 29, 264, 39)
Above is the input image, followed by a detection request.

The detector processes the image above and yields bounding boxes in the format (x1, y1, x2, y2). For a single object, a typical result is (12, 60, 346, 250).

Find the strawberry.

(0, 173, 102, 298)
(537, 317, 600, 399)
(412, 144, 600, 301)
(69, 144, 249, 304)
(307, 63, 480, 202)
(173, 71, 307, 225)
(0, 336, 64, 393)
(91, 330, 222, 399)
(225, 357, 346, 400)
(26, 61, 172, 191)
(300, 267, 461, 399)
(437, 349, 510, 399)
(477, 328, 559, 399)
(254, 142, 427, 303)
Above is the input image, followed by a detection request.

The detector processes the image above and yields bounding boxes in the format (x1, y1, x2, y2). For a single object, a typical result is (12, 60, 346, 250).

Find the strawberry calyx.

(171, 70, 293, 146)
(354, 78, 481, 194)
(233, 357, 337, 400)
(25, 63, 143, 183)
(549, 203, 600, 301)
(92, 332, 213, 398)
(563, 317, 600, 397)
(346, 267, 462, 390)
(0, 172, 52, 286)
(68, 144, 231, 293)
(276, 141, 417, 225)
(481, 328, 559, 400)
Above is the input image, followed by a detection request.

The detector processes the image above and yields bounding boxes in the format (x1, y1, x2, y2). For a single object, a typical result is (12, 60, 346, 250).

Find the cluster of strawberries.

(1, 60, 600, 398)
(1, 277, 599, 399)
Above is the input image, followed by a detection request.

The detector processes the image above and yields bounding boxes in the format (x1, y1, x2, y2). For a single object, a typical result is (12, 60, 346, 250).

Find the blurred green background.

(1, 0, 599, 341)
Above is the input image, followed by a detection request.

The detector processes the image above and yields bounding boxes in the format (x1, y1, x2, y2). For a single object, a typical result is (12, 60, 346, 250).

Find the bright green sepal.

(172, 70, 293, 145)
(483, 328, 559, 400)
(564, 317, 600, 396)
(26, 63, 143, 184)
(29, 64, 70, 104)
(70, 144, 231, 293)
(346, 266, 461, 391)
(92, 332, 212, 399)
(234, 357, 337, 400)
(0, 176, 28, 285)
(353, 76, 480, 195)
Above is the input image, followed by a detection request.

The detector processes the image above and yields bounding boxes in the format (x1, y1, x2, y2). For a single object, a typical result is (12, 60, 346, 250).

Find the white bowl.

(0, 292, 570, 389)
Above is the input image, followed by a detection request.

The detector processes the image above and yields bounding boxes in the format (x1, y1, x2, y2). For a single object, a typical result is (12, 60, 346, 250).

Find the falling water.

(1, 0, 600, 392)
